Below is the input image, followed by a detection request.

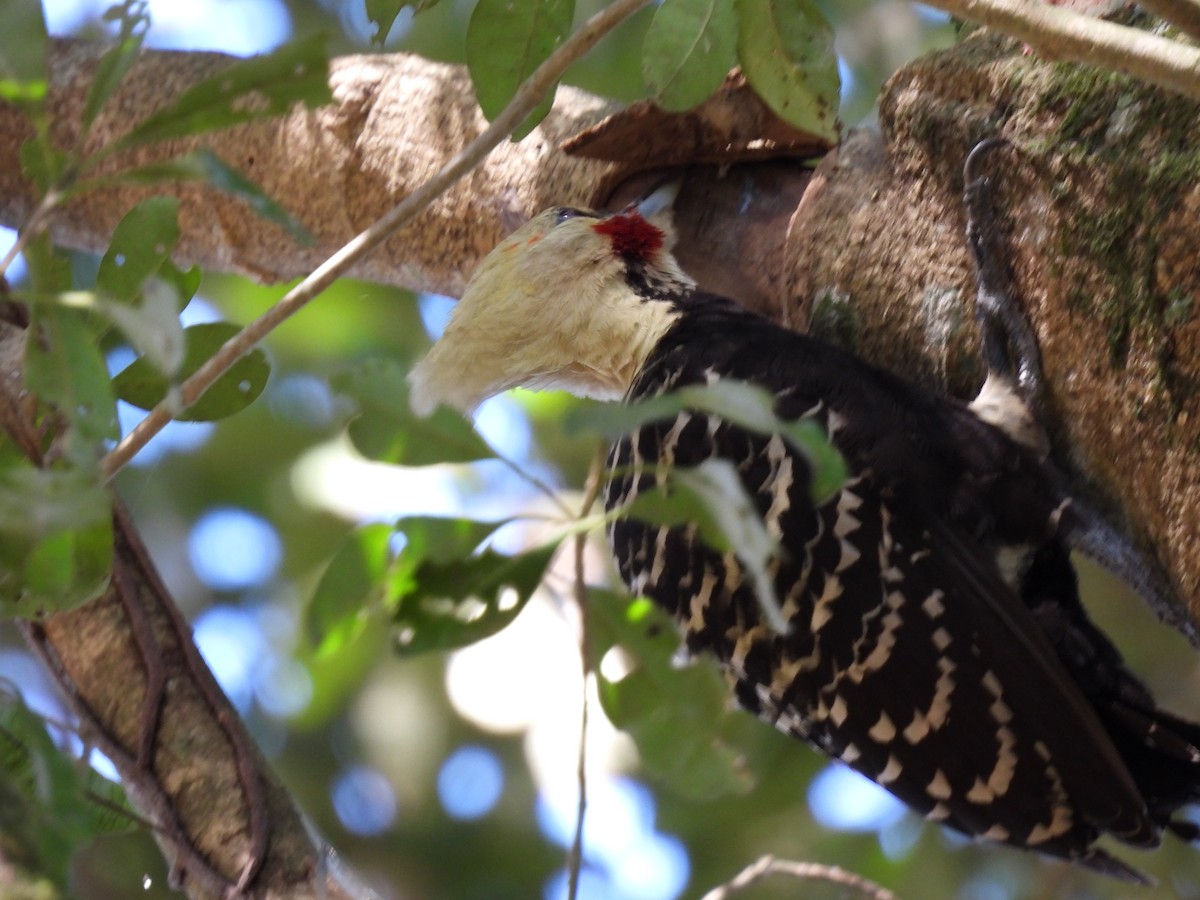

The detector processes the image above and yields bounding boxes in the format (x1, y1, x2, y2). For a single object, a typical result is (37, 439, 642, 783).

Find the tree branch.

(700, 854, 901, 900)
(1139, 0, 1200, 41)
(924, 0, 1200, 100)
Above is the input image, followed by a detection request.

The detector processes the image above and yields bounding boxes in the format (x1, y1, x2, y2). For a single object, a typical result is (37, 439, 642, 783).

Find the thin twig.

(1140, 0, 1200, 42)
(700, 854, 902, 900)
(925, 0, 1200, 100)
(0, 191, 59, 282)
(566, 449, 607, 900)
(99, 0, 651, 480)
(494, 449, 576, 519)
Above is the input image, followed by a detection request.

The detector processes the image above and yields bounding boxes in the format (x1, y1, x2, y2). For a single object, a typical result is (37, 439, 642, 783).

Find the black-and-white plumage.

(409, 176, 1200, 881)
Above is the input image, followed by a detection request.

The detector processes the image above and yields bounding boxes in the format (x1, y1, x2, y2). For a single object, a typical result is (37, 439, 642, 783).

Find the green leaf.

(394, 540, 560, 656)
(104, 149, 311, 243)
(735, 0, 840, 142)
(0, 465, 113, 617)
(307, 523, 394, 654)
(24, 304, 119, 463)
(588, 592, 752, 799)
(310, 516, 557, 658)
(308, 517, 501, 654)
(0, 686, 133, 887)
(95, 281, 188, 376)
(643, 0, 737, 111)
(80, 1, 150, 134)
(96, 197, 181, 303)
(0, 0, 48, 106)
(466, 0, 574, 140)
(567, 379, 847, 504)
(112, 321, 269, 421)
(364, 0, 440, 45)
(332, 357, 495, 466)
(115, 33, 332, 148)
(626, 459, 788, 633)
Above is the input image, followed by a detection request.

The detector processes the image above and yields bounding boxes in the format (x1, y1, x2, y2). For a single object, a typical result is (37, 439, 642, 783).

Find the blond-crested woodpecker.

(409, 161, 1200, 882)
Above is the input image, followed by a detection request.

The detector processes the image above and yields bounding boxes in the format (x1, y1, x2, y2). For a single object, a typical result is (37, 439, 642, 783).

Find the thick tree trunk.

(0, 27, 1198, 897)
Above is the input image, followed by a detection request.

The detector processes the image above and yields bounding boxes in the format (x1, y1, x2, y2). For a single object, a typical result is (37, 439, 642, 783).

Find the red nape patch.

(592, 213, 664, 261)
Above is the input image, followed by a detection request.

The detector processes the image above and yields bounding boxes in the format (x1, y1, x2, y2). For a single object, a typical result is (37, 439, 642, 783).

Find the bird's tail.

(1106, 699, 1200, 840)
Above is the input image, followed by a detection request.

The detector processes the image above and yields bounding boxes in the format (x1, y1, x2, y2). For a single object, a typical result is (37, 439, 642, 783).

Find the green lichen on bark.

(1032, 61, 1200, 372)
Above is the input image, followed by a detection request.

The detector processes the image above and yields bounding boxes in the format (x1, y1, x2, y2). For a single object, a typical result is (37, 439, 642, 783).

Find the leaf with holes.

(393, 541, 560, 656)
(97, 197, 182, 302)
(466, 0, 574, 140)
(112, 322, 269, 421)
(643, 0, 737, 112)
(309, 517, 504, 655)
(735, 0, 840, 142)
(115, 33, 331, 148)
(332, 357, 495, 465)
(357, 515, 559, 657)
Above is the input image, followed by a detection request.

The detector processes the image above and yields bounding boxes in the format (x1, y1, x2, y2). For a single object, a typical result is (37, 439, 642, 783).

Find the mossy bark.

(786, 30, 1200, 625)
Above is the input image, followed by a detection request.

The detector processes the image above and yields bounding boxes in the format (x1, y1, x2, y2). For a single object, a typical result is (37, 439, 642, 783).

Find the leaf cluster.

(363, 0, 841, 141)
(0, 3, 331, 616)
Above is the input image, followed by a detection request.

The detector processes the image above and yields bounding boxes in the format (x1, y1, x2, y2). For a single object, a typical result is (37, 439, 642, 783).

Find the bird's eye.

(555, 208, 585, 225)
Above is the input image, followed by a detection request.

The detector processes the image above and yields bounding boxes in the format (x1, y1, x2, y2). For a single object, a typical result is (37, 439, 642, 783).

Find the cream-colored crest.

(409, 206, 691, 416)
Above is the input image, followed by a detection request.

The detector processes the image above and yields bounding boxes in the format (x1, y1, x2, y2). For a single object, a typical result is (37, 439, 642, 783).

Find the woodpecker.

(409, 159, 1200, 881)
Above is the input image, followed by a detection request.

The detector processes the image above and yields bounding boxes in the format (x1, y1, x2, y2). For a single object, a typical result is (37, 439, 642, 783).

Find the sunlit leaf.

(332, 357, 495, 465)
(735, 0, 840, 142)
(566, 379, 847, 504)
(588, 591, 752, 799)
(466, 0, 574, 140)
(106, 149, 311, 243)
(0, 0, 48, 106)
(0, 464, 113, 616)
(112, 321, 269, 421)
(96, 281, 187, 376)
(643, 0, 737, 111)
(627, 459, 788, 633)
(115, 33, 332, 148)
(80, 0, 150, 133)
(24, 304, 119, 464)
(388, 516, 558, 657)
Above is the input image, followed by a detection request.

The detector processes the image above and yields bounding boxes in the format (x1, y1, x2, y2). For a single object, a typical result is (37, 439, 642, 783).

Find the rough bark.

(0, 26, 1198, 897)
(789, 31, 1200, 629)
(0, 39, 625, 298)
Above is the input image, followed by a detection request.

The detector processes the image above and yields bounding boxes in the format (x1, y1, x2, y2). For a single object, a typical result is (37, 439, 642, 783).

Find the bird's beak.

(630, 180, 681, 219)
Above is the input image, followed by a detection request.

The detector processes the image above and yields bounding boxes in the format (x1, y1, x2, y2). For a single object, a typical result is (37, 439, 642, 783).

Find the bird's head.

(409, 184, 691, 416)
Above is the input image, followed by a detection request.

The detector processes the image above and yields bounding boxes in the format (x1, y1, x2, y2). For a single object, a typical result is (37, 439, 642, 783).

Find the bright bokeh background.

(3, 2, 1200, 899)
